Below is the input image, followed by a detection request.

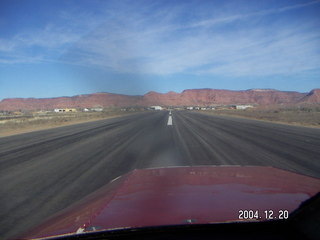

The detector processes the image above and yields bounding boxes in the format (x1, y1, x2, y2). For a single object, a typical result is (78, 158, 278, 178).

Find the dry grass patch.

(203, 105, 320, 127)
(0, 111, 138, 137)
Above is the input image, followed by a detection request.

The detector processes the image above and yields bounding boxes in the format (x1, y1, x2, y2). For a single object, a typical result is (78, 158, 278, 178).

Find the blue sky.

(0, 0, 319, 99)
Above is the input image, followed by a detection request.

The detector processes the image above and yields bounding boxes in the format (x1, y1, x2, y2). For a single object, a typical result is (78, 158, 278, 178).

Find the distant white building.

(150, 106, 163, 110)
(91, 107, 103, 112)
(236, 105, 253, 110)
(54, 108, 77, 113)
(186, 107, 193, 110)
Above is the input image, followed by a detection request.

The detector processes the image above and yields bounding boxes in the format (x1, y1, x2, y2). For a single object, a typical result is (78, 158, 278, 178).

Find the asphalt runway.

(1, 111, 319, 239)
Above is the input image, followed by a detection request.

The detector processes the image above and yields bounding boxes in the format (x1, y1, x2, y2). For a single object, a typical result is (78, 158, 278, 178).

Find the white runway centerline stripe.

(167, 115, 173, 125)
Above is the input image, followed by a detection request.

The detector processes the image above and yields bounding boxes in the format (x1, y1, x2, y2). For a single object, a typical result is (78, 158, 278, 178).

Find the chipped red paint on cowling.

(22, 166, 320, 239)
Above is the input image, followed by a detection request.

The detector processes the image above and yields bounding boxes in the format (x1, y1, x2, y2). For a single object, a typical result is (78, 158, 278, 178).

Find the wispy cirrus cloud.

(1, 0, 320, 79)
(61, 1, 320, 77)
(188, 0, 320, 29)
(0, 26, 82, 64)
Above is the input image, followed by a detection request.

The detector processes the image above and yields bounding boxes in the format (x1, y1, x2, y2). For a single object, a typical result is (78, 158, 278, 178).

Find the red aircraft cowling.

(21, 166, 320, 239)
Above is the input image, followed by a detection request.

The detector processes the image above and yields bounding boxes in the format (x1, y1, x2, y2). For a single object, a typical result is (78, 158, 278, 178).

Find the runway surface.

(1, 111, 319, 239)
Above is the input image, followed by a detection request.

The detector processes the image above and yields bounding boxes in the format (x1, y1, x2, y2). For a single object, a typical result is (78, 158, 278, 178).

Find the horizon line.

(1, 87, 317, 101)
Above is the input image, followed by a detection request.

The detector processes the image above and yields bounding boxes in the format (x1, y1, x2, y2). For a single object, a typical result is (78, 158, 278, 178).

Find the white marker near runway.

(167, 115, 173, 125)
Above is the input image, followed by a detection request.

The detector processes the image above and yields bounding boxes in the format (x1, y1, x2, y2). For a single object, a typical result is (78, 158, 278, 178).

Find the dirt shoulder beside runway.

(195, 105, 320, 128)
(0, 111, 140, 137)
